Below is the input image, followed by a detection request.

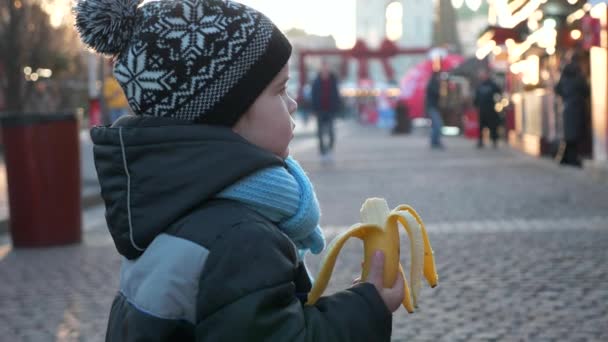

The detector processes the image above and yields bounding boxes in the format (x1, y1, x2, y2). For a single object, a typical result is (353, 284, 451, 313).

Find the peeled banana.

(306, 198, 438, 313)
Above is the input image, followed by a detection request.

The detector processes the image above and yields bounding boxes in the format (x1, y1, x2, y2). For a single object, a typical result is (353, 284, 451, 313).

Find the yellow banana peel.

(306, 198, 438, 313)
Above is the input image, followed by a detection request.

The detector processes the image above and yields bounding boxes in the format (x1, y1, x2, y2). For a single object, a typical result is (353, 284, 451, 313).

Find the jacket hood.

(91, 115, 284, 259)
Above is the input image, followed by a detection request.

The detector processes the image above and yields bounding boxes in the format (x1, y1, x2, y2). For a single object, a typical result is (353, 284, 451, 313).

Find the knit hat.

(74, 0, 292, 126)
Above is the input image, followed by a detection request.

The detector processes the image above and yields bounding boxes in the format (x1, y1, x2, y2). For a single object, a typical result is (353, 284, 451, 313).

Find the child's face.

(233, 65, 297, 158)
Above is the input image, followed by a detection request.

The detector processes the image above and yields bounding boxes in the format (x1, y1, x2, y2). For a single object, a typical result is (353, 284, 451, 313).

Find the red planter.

(0, 113, 82, 247)
(463, 108, 479, 139)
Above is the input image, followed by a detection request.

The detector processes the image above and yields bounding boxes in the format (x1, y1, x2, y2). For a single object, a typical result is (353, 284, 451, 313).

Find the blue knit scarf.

(217, 157, 326, 256)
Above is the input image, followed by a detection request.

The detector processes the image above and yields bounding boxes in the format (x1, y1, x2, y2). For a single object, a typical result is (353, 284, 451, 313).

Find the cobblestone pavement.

(1, 120, 607, 341)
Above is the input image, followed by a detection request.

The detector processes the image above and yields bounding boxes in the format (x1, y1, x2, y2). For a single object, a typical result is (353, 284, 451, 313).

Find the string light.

(386, 2, 403, 42)
(493, 0, 544, 28)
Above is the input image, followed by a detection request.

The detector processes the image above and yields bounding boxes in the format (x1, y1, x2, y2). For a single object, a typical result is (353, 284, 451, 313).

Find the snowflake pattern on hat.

(75, 0, 291, 125)
(113, 0, 273, 120)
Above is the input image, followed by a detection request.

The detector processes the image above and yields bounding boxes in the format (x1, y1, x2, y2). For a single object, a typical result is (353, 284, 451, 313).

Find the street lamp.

(386, 1, 403, 41)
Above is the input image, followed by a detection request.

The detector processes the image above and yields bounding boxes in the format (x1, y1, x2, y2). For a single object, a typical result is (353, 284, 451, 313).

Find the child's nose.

(288, 97, 298, 114)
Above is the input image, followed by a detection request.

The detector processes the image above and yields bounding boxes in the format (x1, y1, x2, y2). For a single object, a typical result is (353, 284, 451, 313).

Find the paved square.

(1, 122, 607, 341)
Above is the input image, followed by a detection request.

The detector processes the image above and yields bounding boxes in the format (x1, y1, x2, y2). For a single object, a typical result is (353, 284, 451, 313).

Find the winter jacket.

(555, 65, 590, 141)
(474, 79, 502, 122)
(425, 72, 441, 111)
(311, 73, 342, 116)
(91, 116, 392, 341)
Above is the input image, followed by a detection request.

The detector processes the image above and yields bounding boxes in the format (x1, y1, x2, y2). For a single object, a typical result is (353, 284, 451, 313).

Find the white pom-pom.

(74, 0, 142, 55)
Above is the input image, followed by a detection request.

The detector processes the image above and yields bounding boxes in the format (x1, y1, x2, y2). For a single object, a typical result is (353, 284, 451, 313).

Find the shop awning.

(478, 22, 527, 46)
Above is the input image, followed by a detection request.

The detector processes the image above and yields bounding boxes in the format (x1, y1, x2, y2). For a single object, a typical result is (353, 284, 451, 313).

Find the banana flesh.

(306, 198, 438, 314)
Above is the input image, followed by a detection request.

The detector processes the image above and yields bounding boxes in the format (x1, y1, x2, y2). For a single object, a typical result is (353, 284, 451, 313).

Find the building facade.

(355, 0, 434, 84)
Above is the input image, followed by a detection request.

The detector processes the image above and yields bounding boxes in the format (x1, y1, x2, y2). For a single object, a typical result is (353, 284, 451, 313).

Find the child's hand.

(365, 250, 405, 313)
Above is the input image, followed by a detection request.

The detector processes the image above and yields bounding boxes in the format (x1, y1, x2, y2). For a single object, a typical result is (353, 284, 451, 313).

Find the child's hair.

(74, 0, 291, 126)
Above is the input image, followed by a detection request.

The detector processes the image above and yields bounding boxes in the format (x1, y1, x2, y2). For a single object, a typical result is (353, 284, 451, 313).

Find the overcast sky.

(236, 0, 357, 48)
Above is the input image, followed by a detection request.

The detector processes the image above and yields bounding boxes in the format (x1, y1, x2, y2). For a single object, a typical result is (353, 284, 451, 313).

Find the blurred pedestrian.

(103, 69, 130, 124)
(311, 61, 342, 161)
(425, 70, 444, 149)
(300, 83, 312, 126)
(26, 82, 59, 113)
(392, 100, 411, 135)
(75, 0, 401, 340)
(554, 61, 590, 167)
(473, 69, 502, 149)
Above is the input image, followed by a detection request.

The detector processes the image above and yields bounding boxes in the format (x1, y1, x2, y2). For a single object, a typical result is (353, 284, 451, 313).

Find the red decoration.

(339, 57, 349, 80)
(463, 108, 479, 139)
(88, 98, 101, 128)
(350, 40, 370, 83)
(296, 41, 430, 102)
(379, 39, 399, 57)
(379, 39, 398, 82)
(0, 62, 5, 111)
(349, 39, 370, 58)
(357, 59, 370, 82)
(581, 13, 601, 50)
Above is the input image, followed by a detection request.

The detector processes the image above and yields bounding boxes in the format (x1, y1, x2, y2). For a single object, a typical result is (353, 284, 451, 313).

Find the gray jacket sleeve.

(194, 220, 392, 341)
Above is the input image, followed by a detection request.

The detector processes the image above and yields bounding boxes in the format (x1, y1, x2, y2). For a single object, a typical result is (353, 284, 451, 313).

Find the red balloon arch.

(297, 39, 429, 102)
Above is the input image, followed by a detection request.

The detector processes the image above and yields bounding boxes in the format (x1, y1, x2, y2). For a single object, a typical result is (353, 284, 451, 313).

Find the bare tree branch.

(1, 0, 80, 112)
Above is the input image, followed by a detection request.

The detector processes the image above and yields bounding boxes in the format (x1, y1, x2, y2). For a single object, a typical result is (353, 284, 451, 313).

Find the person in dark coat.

(75, 0, 403, 340)
(425, 71, 444, 149)
(554, 61, 590, 167)
(311, 61, 342, 161)
(474, 69, 502, 148)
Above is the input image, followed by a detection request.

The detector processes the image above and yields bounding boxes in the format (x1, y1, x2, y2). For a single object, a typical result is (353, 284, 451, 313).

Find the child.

(75, 0, 404, 340)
